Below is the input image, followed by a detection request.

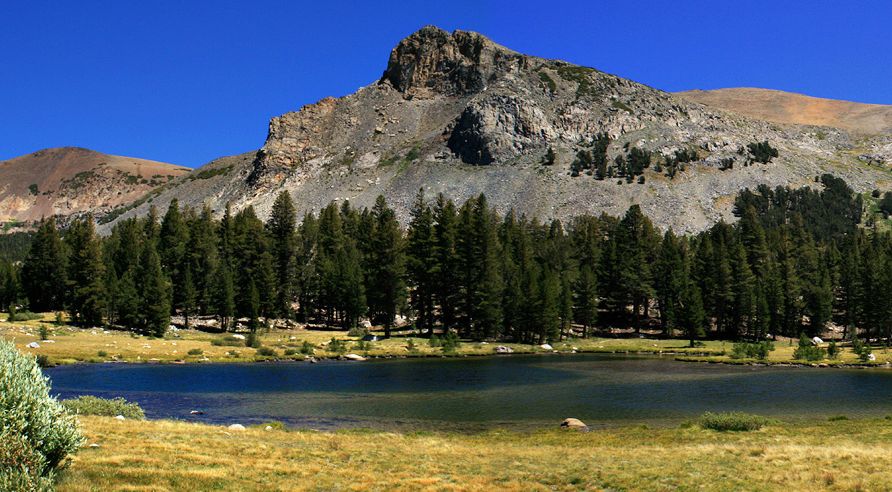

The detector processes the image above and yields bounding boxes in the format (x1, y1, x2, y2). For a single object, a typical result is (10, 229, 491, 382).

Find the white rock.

(869, 353, 877, 361)
(495, 346, 514, 354)
(344, 353, 367, 361)
(812, 336, 824, 345)
(360, 320, 373, 329)
(227, 424, 246, 431)
(231, 334, 246, 340)
(540, 344, 554, 350)
(26, 342, 40, 349)
(264, 426, 273, 431)
(41, 339, 55, 343)
(114, 415, 125, 421)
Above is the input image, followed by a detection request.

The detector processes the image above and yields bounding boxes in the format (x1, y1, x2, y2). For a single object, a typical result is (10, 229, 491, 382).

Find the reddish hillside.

(676, 88, 892, 134)
(0, 147, 190, 224)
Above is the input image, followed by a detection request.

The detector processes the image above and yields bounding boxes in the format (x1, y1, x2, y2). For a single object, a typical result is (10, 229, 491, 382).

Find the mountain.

(676, 88, 892, 135)
(0, 147, 190, 225)
(101, 26, 892, 233)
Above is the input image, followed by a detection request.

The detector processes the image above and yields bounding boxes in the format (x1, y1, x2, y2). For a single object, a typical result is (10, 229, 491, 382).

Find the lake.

(46, 354, 892, 431)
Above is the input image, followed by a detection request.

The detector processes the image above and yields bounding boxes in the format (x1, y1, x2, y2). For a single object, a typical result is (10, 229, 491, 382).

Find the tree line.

(2, 173, 889, 345)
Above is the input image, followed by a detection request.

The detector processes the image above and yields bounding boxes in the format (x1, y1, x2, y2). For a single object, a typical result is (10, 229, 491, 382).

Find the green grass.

(61, 396, 145, 420)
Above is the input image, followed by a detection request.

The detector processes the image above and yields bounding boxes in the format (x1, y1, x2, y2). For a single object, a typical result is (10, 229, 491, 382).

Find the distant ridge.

(676, 88, 892, 135)
(0, 147, 190, 224)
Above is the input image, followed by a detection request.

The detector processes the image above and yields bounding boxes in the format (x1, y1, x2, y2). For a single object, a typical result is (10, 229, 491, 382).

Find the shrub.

(299, 341, 315, 355)
(730, 341, 775, 360)
(698, 412, 776, 432)
(187, 348, 203, 356)
(39, 325, 49, 341)
(428, 335, 441, 347)
(60, 396, 145, 420)
(283, 349, 297, 356)
(851, 336, 872, 362)
(406, 338, 418, 354)
(347, 326, 369, 338)
(7, 307, 42, 322)
(355, 340, 371, 352)
(0, 338, 83, 479)
(55, 312, 64, 326)
(440, 331, 461, 354)
(793, 334, 825, 361)
(97, 350, 108, 357)
(828, 415, 848, 421)
(256, 347, 277, 357)
(827, 341, 840, 359)
(0, 430, 54, 491)
(328, 338, 346, 355)
(211, 335, 243, 347)
(245, 332, 261, 348)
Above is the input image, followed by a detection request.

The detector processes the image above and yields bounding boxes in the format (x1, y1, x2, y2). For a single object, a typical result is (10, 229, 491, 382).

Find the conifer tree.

(432, 195, 459, 331)
(138, 239, 171, 336)
(366, 196, 406, 338)
(406, 190, 436, 334)
(267, 191, 298, 317)
(64, 217, 106, 326)
(21, 217, 67, 312)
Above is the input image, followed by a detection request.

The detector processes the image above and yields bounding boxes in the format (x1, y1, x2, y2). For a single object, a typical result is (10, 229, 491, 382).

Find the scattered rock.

(114, 415, 126, 421)
(264, 426, 273, 432)
(495, 346, 514, 354)
(190, 410, 205, 415)
(560, 418, 590, 432)
(227, 424, 246, 431)
(344, 353, 367, 361)
(88, 443, 101, 448)
(26, 342, 40, 349)
(812, 336, 824, 345)
(231, 334, 246, 340)
(869, 353, 877, 361)
(540, 343, 553, 351)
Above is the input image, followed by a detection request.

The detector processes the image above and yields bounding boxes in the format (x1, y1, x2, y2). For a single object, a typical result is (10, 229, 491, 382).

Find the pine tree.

(406, 189, 436, 334)
(160, 199, 189, 315)
(654, 230, 686, 335)
(138, 239, 171, 336)
(21, 217, 67, 312)
(213, 260, 236, 331)
(616, 205, 657, 331)
(64, 217, 106, 326)
(366, 196, 407, 338)
(266, 191, 298, 318)
(432, 195, 459, 331)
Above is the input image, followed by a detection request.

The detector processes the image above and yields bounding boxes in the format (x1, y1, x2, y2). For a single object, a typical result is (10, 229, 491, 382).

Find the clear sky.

(2, 0, 890, 167)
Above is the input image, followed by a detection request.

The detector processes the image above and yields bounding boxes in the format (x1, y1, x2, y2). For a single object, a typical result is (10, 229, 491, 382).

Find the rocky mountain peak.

(379, 26, 520, 97)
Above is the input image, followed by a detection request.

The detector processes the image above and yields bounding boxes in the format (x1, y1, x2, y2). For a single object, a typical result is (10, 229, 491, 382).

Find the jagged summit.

(380, 26, 520, 97)
(98, 27, 892, 235)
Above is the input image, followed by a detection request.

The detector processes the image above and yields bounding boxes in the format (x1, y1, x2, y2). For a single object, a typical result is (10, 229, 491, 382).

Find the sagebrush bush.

(187, 348, 203, 356)
(698, 412, 776, 432)
(256, 346, 277, 357)
(0, 338, 83, 480)
(60, 396, 145, 420)
(0, 430, 54, 491)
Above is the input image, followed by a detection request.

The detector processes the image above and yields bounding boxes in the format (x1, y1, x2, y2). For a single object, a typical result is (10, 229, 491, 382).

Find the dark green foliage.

(747, 141, 779, 163)
(730, 341, 775, 360)
(793, 334, 826, 361)
(365, 196, 407, 338)
(698, 412, 776, 432)
(22, 218, 67, 312)
(64, 217, 106, 326)
(255, 346, 277, 357)
(542, 146, 556, 165)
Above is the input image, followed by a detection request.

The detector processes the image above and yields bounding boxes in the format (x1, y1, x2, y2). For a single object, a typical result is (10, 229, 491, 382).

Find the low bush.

(39, 325, 49, 341)
(60, 396, 145, 420)
(246, 332, 261, 348)
(299, 341, 315, 355)
(211, 335, 244, 347)
(793, 334, 825, 361)
(698, 412, 776, 432)
(328, 338, 346, 355)
(256, 347, 277, 357)
(440, 332, 461, 354)
(828, 415, 848, 421)
(0, 338, 83, 482)
(283, 349, 297, 356)
(187, 348, 203, 356)
(97, 350, 108, 357)
(7, 307, 42, 322)
(347, 326, 369, 338)
(730, 341, 775, 360)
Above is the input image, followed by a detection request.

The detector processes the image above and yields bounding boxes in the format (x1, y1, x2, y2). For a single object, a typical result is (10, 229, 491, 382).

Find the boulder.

(344, 353, 367, 361)
(869, 353, 877, 361)
(231, 334, 246, 340)
(227, 424, 246, 431)
(560, 418, 589, 432)
(540, 343, 554, 351)
(360, 320, 373, 329)
(812, 336, 824, 345)
(495, 346, 514, 354)
(26, 342, 40, 349)
(114, 415, 126, 421)
(264, 426, 273, 432)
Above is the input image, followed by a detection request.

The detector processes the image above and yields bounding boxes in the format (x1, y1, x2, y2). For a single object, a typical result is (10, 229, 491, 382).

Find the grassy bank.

(57, 415, 892, 491)
(0, 313, 724, 365)
(677, 341, 892, 367)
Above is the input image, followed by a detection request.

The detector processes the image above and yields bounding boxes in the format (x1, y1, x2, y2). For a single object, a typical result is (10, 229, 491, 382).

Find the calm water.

(45, 354, 892, 430)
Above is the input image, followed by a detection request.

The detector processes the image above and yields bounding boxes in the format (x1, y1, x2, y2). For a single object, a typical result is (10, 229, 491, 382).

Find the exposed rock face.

(0, 147, 189, 226)
(102, 26, 892, 234)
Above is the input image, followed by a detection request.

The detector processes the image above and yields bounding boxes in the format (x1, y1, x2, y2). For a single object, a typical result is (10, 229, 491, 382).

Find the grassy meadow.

(54, 415, 892, 491)
(0, 312, 727, 365)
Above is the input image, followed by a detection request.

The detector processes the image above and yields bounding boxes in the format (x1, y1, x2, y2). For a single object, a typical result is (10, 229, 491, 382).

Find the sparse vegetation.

(697, 412, 776, 432)
(60, 396, 145, 420)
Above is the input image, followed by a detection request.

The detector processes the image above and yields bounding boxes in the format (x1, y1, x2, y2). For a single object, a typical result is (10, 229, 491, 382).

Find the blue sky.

(2, 0, 890, 167)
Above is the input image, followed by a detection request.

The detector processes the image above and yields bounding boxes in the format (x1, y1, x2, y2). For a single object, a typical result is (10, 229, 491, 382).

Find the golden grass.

(0, 313, 725, 365)
(57, 416, 892, 491)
